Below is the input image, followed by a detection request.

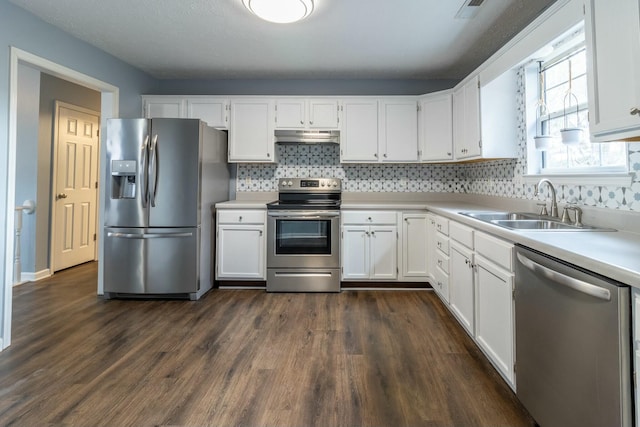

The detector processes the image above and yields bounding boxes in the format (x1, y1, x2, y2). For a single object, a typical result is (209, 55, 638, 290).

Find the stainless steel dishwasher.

(514, 245, 632, 427)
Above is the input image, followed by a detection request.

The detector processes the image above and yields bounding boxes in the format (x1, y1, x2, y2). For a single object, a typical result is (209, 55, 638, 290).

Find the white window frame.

(524, 35, 632, 187)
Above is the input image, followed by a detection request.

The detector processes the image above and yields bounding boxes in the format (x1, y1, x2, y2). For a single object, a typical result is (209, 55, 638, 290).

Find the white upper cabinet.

(340, 99, 379, 162)
(275, 98, 339, 129)
(585, 0, 640, 141)
(453, 76, 482, 160)
(419, 91, 453, 162)
(229, 98, 275, 162)
(142, 96, 185, 118)
(186, 97, 229, 129)
(453, 72, 518, 161)
(379, 98, 419, 162)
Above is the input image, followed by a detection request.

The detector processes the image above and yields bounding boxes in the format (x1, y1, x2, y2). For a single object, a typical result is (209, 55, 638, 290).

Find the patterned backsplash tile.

(236, 66, 640, 213)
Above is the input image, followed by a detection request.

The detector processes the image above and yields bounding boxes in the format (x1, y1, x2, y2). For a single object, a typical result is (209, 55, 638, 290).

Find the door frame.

(50, 101, 101, 272)
(4, 47, 119, 350)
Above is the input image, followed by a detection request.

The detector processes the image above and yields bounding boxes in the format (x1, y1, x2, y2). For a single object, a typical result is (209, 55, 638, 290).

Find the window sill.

(522, 172, 633, 187)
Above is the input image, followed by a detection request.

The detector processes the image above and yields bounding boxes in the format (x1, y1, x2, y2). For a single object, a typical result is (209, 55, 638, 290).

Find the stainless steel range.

(266, 178, 341, 292)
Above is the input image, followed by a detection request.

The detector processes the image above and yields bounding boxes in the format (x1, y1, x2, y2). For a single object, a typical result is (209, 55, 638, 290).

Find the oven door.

(267, 211, 340, 269)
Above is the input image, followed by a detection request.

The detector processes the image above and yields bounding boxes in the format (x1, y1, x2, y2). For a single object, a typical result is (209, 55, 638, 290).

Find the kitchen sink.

(459, 211, 615, 232)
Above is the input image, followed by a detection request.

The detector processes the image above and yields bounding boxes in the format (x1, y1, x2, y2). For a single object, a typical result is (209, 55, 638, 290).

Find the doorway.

(51, 102, 101, 272)
(4, 47, 119, 350)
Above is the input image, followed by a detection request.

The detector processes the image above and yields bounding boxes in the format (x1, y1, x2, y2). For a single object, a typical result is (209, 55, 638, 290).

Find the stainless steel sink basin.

(458, 211, 615, 232)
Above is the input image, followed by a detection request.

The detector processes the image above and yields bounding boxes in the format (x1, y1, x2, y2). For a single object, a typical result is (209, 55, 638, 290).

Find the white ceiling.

(9, 0, 557, 80)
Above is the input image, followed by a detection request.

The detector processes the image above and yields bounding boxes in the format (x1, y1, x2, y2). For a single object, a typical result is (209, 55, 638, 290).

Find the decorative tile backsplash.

(236, 67, 640, 212)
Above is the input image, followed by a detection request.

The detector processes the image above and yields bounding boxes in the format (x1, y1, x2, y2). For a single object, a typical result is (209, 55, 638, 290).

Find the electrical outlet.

(245, 176, 252, 186)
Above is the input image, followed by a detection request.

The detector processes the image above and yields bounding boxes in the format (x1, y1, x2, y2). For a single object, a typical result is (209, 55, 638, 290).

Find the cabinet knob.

(300, 120, 304, 124)
(383, 153, 387, 158)
(267, 153, 270, 158)
(374, 153, 378, 158)
(368, 217, 372, 221)
(447, 152, 452, 156)
(239, 216, 243, 221)
(631, 107, 640, 116)
(309, 120, 314, 125)
(371, 231, 375, 236)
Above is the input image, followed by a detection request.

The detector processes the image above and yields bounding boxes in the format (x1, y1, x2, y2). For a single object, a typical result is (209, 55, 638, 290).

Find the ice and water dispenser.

(111, 160, 137, 199)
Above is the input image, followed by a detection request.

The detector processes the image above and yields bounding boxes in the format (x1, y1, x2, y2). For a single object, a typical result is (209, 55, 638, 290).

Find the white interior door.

(52, 103, 100, 272)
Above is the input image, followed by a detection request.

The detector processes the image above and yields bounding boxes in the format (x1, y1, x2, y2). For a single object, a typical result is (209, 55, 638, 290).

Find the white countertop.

(217, 194, 640, 286)
(424, 202, 640, 288)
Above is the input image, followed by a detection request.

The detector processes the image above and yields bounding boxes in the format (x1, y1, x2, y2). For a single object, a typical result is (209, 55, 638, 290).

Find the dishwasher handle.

(516, 252, 611, 301)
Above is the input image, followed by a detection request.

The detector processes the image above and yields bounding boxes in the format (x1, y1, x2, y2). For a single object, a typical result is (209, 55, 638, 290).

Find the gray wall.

(155, 78, 459, 96)
(15, 64, 40, 274)
(0, 0, 158, 347)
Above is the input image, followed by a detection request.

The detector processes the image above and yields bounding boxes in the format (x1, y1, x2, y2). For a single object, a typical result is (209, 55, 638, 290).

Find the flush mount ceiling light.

(242, 0, 314, 24)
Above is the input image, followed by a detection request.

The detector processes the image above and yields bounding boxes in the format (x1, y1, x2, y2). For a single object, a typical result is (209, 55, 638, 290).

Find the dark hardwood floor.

(0, 262, 534, 426)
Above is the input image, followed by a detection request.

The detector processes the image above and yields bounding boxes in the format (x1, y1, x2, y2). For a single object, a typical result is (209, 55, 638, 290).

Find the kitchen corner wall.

(237, 67, 640, 212)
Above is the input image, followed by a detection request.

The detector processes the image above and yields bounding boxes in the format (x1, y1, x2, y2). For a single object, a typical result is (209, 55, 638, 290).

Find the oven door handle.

(268, 211, 340, 219)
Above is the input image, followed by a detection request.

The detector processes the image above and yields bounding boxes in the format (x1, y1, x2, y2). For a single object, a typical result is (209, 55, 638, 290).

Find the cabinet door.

(449, 242, 475, 335)
(143, 97, 185, 118)
(475, 255, 515, 386)
(229, 99, 275, 162)
(217, 224, 265, 279)
(427, 214, 437, 280)
(463, 76, 481, 158)
(420, 93, 453, 161)
(187, 98, 229, 129)
(453, 76, 481, 160)
(340, 99, 379, 162)
(370, 226, 397, 280)
(342, 226, 370, 279)
(309, 99, 339, 128)
(275, 99, 306, 129)
(586, 0, 640, 141)
(380, 99, 419, 162)
(402, 213, 428, 277)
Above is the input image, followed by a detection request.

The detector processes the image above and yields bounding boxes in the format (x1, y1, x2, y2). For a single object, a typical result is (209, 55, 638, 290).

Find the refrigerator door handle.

(149, 134, 159, 207)
(141, 135, 150, 208)
(107, 231, 194, 239)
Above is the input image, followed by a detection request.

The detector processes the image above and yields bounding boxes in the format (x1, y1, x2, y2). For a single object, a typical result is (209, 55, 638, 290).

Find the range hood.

(274, 129, 340, 144)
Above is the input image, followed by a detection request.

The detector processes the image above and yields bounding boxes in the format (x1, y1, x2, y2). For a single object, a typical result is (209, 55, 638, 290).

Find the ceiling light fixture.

(242, 0, 314, 24)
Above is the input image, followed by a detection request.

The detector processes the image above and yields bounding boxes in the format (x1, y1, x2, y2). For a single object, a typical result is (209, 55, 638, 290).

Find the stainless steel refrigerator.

(104, 118, 230, 299)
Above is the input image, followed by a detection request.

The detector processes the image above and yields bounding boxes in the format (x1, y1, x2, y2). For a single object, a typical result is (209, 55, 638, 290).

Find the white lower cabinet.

(401, 213, 429, 279)
(341, 211, 398, 280)
(342, 225, 397, 280)
(429, 218, 516, 389)
(449, 241, 475, 335)
(475, 254, 515, 387)
(216, 210, 266, 280)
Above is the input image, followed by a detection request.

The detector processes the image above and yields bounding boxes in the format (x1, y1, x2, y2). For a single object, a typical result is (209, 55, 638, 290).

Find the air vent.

(455, 0, 485, 19)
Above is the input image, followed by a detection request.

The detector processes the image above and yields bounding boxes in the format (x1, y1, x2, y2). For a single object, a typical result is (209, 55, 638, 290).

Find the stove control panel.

(278, 178, 342, 191)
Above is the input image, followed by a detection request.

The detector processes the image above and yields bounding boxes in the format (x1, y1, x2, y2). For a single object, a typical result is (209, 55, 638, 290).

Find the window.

(536, 44, 627, 173)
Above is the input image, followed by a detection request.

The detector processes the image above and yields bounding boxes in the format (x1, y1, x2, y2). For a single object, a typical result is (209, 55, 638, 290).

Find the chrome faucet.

(534, 178, 558, 217)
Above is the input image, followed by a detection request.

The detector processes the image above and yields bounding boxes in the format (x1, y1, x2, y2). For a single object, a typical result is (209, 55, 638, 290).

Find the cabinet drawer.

(435, 250, 449, 275)
(342, 211, 397, 225)
(475, 232, 513, 271)
(432, 264, 449, 303)
(449, 221, 474, 249)
(435, 233, 449, 256)
(218, 210, 265, 224)
(434, 216, 449, 236)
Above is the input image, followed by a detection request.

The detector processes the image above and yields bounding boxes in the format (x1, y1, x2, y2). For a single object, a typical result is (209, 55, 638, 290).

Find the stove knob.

(281, 181, 287, 187)
(287, 181, 293, 187)
(332, 181, 338, 187)
(321, 181, 326, 187)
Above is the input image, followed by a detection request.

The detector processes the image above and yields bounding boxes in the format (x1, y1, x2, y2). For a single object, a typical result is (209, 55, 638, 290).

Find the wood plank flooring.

(0, 262, 535, 426)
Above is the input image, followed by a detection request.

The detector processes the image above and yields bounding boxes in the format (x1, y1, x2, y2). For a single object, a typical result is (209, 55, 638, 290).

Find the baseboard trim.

(21, 269, 51, 283)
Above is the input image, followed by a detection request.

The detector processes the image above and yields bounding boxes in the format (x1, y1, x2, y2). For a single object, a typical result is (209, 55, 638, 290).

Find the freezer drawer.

(104, 227, 199, 296)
